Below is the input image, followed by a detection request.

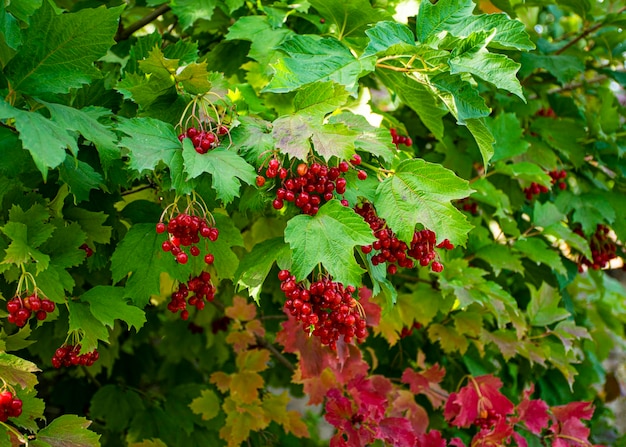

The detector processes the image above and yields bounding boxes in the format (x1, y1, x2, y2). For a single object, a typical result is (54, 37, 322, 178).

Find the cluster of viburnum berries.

(52, 344, 99, 368)
(575, 224, 619, 271)
(279, 270, 368, 350)
(0, 390, 22, 421)
(167, 271, 215, 320)
(524, 169, 567, 200)
(157, 213, 217, 266)
(390, 128, 412, 148)
(177, 125, 228, 154)
(256, 155, 367, 215)
(355, 202, 453, 274)
(6, 293, 55, 327)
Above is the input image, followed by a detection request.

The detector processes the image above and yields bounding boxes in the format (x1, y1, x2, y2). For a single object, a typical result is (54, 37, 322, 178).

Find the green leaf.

(374, 159, 473, 246)
(58, 156, 103, 203)
(449, 32, 524, 100)
(416, 0, 475, 43)
(363, 21, 415, 57)
(90, 385, 145, 433)
(4, 1, 123, 96)
(428, 323, 469, 354)
(81, 286, 146, 332)
(474, 244, 523, 275)
(486, 112, 529, 162)
(225, 16, 293, 67)
(67, 301, 109, 353)
(375, 69, 447, 140)
(231, 116, 275, 165)
(284, 200, 375, 286)
(190, 389, 221, 421)
(111, 224, 192, 306)
(328, 112, 394, 162)
(311, 122, 357, 161)
(309, 0, 390, 40)
(430, 72, 491, 124)
(182, 140, 256, 204)
(176, 61, 214, 95)
(519, 54, 584, 85)
(12, 389, 45, 433)
(527, 283, 570, 326)
(292, 82, 349, 117)
(466, 118, 495, 169)
(0, 100, 78, 179)
(533, 202, 564, 228)
(117, 117, 181, 174)
(271, 115, 312, 160)
(264, 35, 375, 95)
(234, 238, 291, 304)
(0, 353, 39, 389)
(34, 415, 100, 447)
(514, 237, 566, 274)
(543, 224, 591, 260)
(170, 0, 217, 29)
(116, 71, 174, 109)
(208, 213, 245, 282)
(499, 162, 552, 186)
(64, 208, 112, 245)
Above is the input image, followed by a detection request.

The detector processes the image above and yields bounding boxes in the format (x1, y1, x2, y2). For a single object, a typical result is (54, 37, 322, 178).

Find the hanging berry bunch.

(524, 169, 567, 200)
(176, 93, 234, 154)
(52, 344, 99, 368)
(167, 271, 216, 320)
(6, 272, 56, 328)
(390, 128, 412, 148)
(156, 193, 218, 266)
(574, 224, 619, 271)
(278, 270, 368, 350)
(355, 202, 453, 274)
(258, 154, 367, 216)
(0, 387, 22, 421)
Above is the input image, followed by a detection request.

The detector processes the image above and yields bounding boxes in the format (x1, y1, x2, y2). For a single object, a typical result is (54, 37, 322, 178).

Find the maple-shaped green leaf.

(309, 0, 391, 40)
(284, 200, 375, 286)
(176, 61, 214, 95)
(67, 300, 109, 353)
(182, 140, 256, 204)
(487, 112, 529, 162)
(527, 283, 570, 327)
(530, 118, 586, 168)
(117, 117, 181, 174)
(416, 0, 476, 43)
(116, 71, 174, 109)
(264, 35, 376, 95)
(430, 72, 491, 124)
(498, 162, 552, 187)
(190, 389, 220, 421)
(0, 353, 39, 389)
(90, 385, 145, 433)
(514, 237, 566, 274)
(58, 156, 103, 203)
(519, 54, 584, 85)
(555, 192, 616, 236)
(428, 323, 469, 354)
(0, 100, 78, 179)
(272, 115, 312, 160)
(4, 1, 123, 96)
(230, 116, 274, 165)
(234, 237, 291, 304)
(328, 112, 394, 162)
(63, 208, 112, 245)
(374, 159, 473, 246)
(207, 213, 245, 281)
(474, 244, 523, 275)
(170, 0, 217, 29)
(31, 415, 100, 447)
(375, 69, 447, 140)
(110, 224, 192, 306)
(449, 31, 525, 100)
(292, 82, 349, 117)
(12, 389, 45, 433)
(138, 45, 179, 79)
(310, 122, 357, 161)
(363, 21, 415, 57)
(81, 286, 146, 332)
(454, 311, 483, 338)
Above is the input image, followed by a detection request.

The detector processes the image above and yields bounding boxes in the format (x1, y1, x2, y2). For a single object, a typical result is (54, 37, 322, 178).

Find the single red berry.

(273, 198, 284, 210)
(208, 228, 219, 242)
(357, 170, 367, 180)
(204, 254, 214, 264)
(256, 175, 266, 187)
(338, 161, 350, 172)
(162, 240, 173, 252)
(432, 261, 444, 273)
(176, 252, 189, 264)
(190, 246, 200, 257)
(405, 137, 413, 147)
(217, 125, 228, 135)
(351, 154, 362, 165)
(269, 158, 280, 170)
(181, 310, 189, 320)
(36, 310, 47, 321)
(558, 182, 567, 190)
(320, 17, 326, 24)
(187, 127, 198, 138)
(278, 270, 291, 281)
(156, 222, 166, 234)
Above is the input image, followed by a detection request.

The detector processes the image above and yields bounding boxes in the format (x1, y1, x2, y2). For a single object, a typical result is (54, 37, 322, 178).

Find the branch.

(555, 6, 626, 55)
(115, 4, 172, 42)
(255, 335, 295, 372)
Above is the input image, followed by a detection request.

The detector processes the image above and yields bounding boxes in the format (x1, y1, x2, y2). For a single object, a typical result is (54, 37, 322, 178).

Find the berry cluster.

(575, 224, 618, 271)
(167, 272, 216, 320)
(79, 243, 93, 257)
(400, 321, 422, 339)
(157, 213, 218, 265)
(390, 128, 412, 148)
(524, 169, 567, 200)
(6, 294, 55, 327)
(458, 198, 479, 215)
(261, 156, 367, 216)
(52, 344, 99, 368)
(178, 126, 228, 154)
(0, 390, 22, 421)
(278, 270, 368, 350)
(355, 203, 452, 274)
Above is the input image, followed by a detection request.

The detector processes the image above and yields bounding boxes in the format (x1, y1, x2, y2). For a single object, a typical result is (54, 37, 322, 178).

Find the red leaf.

(551, 401, 594, 422)
(471, 418, 514, 446)
(388, 390, 429, 434)
(347, 375, 391, 422)
(515, 388, 549, 434)
(401, 364, 447, 408)
(416, 430, 447, 447)
(358, 286, 381, 327)
(512, 431, 528, 447)
(449, 438, 467, 447)
(378, 417, 417, 447)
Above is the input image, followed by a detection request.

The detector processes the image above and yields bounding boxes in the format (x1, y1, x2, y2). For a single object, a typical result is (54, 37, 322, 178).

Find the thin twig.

(255, 335, 295, 372)
(116, 4, 172, 42)
(555, 6, 626, 55)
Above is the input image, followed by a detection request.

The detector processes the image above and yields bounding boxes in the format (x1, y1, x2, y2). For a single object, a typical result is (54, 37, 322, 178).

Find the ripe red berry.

(273, 199, 284, 210)
(256, 175, 266, 187)
(176, 252, 189, 264)
(156, 223, 166, 234)
(190, 246, 200, 257)
(204, 254, 214, 264)
(432, 261, 444, 273)
(351, 154, 362, 165)
(357, 170, 367, 180)
(269, 158, 280, 170)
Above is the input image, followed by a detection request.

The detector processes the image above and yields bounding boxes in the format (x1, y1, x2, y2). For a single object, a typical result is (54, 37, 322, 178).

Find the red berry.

(256, 176, 266, 187)
(162, 240, 173, 252)
(297, 163, 308, 177)
(432, 261, 444, 273)
(204, 254, 214, 264)
(176, 252, 189, 264)
(278, 270, 291, 281)
(190, 246, 200, 257)
(357, 170, 367, 180)
(156, 222, 166, 234)
(273, 199, 284, 210)
(36, 310, 47, 321)
(217, 125, 228, 135)
(269, 158, 280, 170)
(351, 154, 362, 165)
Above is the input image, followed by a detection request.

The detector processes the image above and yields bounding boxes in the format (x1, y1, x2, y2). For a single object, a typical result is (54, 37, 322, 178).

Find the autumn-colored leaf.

(225, 296, 257, 322)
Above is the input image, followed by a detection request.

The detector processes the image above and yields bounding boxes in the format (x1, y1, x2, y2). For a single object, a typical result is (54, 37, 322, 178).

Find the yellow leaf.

(230, 371, 264, 404)
(210, 371, 231, 393)
(220, 398, 270, 447)
(235, 349, 270, 373)
(189, 389, 220, 421)
(225, 296, 257, 321)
